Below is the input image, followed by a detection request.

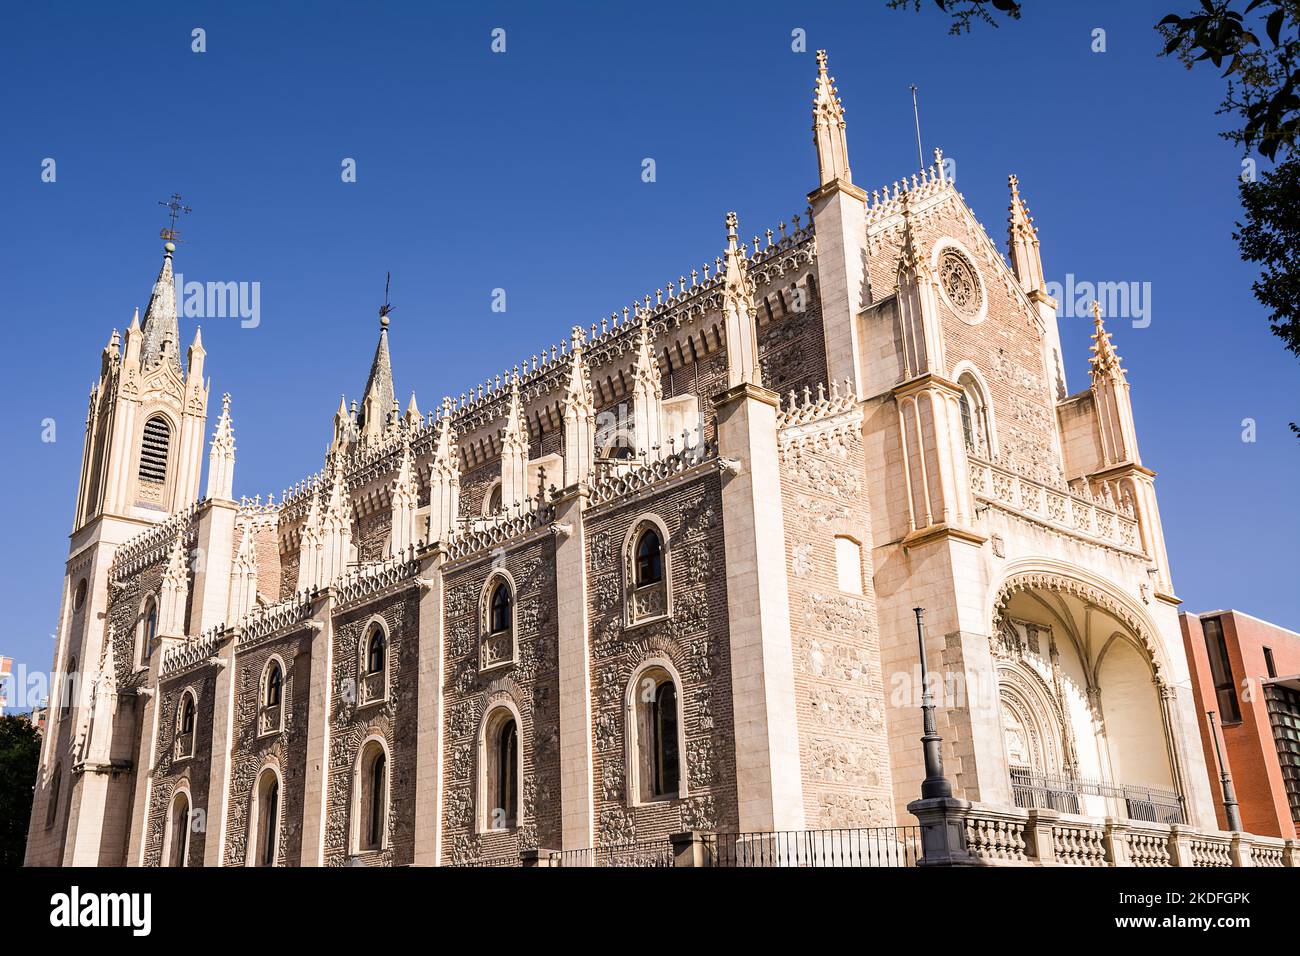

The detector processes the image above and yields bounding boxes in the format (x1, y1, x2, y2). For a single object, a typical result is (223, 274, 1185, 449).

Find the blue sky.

(1, 1, 1296, 702)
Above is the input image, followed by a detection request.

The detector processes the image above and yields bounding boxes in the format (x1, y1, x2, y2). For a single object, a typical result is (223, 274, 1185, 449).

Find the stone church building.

(28, 53, 1287, 868)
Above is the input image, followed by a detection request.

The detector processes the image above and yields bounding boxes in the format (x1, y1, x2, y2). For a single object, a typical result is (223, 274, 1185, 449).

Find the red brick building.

(1181, 610, 1300, 839)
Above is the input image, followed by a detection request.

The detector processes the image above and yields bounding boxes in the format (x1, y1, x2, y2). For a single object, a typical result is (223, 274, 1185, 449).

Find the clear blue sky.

(1, 1, 1296, 702)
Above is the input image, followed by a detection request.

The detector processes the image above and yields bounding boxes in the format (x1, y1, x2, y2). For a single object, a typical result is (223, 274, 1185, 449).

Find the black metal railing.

(551, 838, 674, 868)
(704, 826, 921, 867)
(1009, 766, 1185, 824)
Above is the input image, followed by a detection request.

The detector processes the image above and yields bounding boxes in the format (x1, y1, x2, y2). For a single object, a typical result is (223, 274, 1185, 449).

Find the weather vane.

(379, 271, 395, 328)
(158, 193, 192, 242)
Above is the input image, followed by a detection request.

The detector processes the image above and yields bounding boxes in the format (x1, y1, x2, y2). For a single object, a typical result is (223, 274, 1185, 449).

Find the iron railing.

(551, 838, 674, 868)
(704, 826, 921, 867)
(1009, 766, 1185, 824)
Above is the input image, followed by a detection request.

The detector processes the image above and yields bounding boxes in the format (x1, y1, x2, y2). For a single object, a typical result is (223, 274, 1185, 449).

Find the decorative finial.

(158, 193, 191, 245)
(379, 271, 394, 329)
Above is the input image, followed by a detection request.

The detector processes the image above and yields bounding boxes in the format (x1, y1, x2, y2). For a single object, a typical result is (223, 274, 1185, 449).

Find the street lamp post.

(906, 606, 972, 865)
(915, 607, 953, 800)
(1206, 710, 1243, 832)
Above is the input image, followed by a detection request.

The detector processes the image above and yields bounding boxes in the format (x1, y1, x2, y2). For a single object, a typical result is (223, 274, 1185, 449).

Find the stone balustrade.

(960, 804, 1296, 867)
(968, 455, 1142, 555)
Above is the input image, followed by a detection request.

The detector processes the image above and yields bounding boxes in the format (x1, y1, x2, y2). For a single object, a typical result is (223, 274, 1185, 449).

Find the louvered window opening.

(139, 417, 170, 483)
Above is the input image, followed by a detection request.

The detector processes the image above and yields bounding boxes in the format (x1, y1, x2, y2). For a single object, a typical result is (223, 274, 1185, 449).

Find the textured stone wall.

(323, 590, 420, 866)
(224, 631, 311, 866)
(781, 421, 895, 828)
(758, 281, 829, 403)
(355, 510, 392, 562)
(866, 198, 1058, 475)
(143, 668, 216, 866)
(440, 535, 561, 863)
(586, 472, 738, 842)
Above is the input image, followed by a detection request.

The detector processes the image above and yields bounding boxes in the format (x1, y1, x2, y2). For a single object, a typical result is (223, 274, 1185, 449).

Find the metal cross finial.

(379, 272, 395, 328)
(158, 193, 192, 242)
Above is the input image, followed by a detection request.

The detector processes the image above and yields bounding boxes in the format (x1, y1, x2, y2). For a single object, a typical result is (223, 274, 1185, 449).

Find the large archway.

(989, 568, 1184, 824)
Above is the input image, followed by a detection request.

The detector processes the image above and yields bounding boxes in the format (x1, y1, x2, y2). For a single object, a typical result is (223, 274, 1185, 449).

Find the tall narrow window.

(142, 597, 158, 663)
(631, 667, 685, 803)
(495, 719, 518, 829)
(1202, 616, 1241, 723)
(958, 391, 974, 450)
(366, 628, 385, 674)
(260, 660, 284, 735)
(46, 767, 61, 828)
(254, 772, 279, 867)
(176, 692, 196, 758)
(481, 576, 516, 671)
(360, 623, 387, 705)
(139, 415, 171, 483)
(356, 742, 388, 852)
(652, 680, 680, 797)
(625, 518, 670, 626)
(1264, 646, 1277, 680)
(369, 752, 386, 848)
(956, 371, 992, 458)
(635, 529, 663, 586)
(490, 582, 512, 634)
(168, 792, 190, 867)
(482, 710, 519, 830)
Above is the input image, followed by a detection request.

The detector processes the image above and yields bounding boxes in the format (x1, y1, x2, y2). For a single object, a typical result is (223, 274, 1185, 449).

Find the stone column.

(298, 596, 334, 866)
(413, 548, 446, 866)
(204, 631, 238, 866)
(553, 485, 595, 849)
(809, 180, 869, 396)
(714, 382, 805, 831)
(190, 499, 237, 635)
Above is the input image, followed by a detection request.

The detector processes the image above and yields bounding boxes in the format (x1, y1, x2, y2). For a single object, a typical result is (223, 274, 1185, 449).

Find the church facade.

(26, 52, 1293, 868)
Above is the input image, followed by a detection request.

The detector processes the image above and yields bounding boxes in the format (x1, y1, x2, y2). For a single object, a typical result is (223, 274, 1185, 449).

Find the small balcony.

(1009, 765, 1184, 825)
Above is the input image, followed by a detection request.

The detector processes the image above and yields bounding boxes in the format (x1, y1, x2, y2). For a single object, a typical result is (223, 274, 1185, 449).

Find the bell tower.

(27, 231, 212, 866)
(74, 240, 209, 528)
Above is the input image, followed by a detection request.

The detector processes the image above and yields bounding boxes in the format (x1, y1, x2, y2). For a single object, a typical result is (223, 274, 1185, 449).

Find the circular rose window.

(938, 248, 982, 318)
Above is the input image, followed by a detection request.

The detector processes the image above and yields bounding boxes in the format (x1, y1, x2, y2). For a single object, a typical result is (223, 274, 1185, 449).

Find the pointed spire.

(563, 326, 596, 486)
(813, 50, 851, 187)
(358, 309, 395, 443)
(429, 396, 461, 543)
(389, 440, 419, 556)
(228, 523, 259, 622)
(1007, 174, 1045, 295)
(158, 531, 189, 638)
(500, 372, 528, 512)
(897, 192, 927, 274)
(405, 391, 421, 426)
(140, 242, 181, 375)
(721, 212, 762, 389)
(206, 393, 236, 500)
(631, 314, 665, 459)
(1088, 302, 1126, 382)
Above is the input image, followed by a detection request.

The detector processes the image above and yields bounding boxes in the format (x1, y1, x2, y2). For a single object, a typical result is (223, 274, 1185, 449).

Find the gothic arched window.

(175, 690, 197, 759)
(480, 574, 516, 671)
(624, 516, 670, 627)
(167, 790, 191, 867)
(635, 528, 663, 586)
(250, 768, 281, 867)
(355, 740, 389, 853)
(956, 371, 993, 458)
(140, 596, 158, 664)
(481, 709, 519, 831)
(139, 415, 171, 484)
(629, 665, 685, 804)
(360, 621, 388, 705)
(260, 659, 284, 735)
